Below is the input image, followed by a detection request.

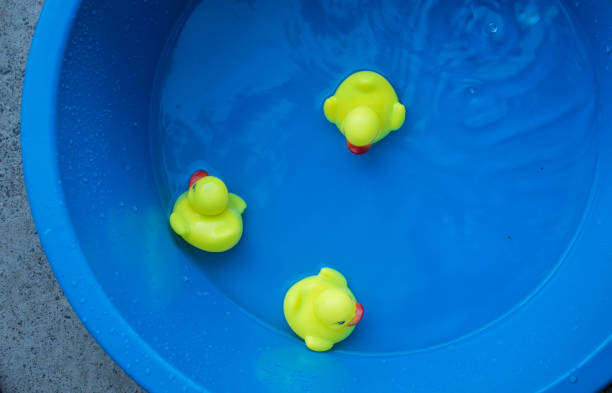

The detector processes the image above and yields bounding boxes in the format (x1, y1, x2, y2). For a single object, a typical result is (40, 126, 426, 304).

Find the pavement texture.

(0, 0, 144, 392)
(0, 0, 611, 393)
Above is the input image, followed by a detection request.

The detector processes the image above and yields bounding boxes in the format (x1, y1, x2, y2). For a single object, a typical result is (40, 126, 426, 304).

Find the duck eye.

(337, 321, 345, 325)
(192, 184, 197, 192)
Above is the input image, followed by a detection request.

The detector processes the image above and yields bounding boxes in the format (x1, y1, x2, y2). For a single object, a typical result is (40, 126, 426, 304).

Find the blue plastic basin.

(22, 0, 612, 392)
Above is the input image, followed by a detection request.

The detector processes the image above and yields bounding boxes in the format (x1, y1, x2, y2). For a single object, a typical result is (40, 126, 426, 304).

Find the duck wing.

(228, 193, 246, 214)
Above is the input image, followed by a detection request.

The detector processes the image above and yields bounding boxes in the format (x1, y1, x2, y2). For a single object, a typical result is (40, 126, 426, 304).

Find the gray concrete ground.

(0, 0, 611, 392)
(0, 0, 144, 392)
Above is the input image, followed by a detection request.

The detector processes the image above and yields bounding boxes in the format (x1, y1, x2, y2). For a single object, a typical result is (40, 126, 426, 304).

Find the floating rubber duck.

(284, 267, 364, 352)
(324, 71, 406, 154)
(169, 170, 246, 252)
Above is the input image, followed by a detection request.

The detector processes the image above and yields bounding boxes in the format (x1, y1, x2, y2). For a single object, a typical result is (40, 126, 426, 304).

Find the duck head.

(315, 288, 364, 328)
(341, 106, 381, 155)
(187, 171, 229, 216)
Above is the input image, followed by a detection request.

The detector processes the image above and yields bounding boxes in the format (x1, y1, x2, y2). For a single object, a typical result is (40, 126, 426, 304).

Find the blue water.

(152, 0, 597, 352)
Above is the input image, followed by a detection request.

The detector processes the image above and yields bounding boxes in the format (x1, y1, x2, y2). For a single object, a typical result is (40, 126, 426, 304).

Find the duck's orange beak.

(347, 302, 363, 326)
(188, 170, 209, 188)
(346, 140, 371, 155)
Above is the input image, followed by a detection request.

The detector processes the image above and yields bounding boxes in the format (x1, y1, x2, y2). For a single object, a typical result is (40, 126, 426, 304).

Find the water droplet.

(225, 311, 231, 316)
(126, 363, 131, 369)
(119, 201, 125, 207)
(71, 280, 77, 286)
(606, 45, 612, 55)
(153, 337, 159, 343)
(569, 375, 577, 384)
(487, 22, 498, 33)
(575, 1, 580, 6)
(182, 276, 189, 282)
(79, 297, 86, 304)
(145, 368, 151, 375)
(82, 317, 88, 323)
(468, 87, 475, 95)
(132, 206, 138, 212)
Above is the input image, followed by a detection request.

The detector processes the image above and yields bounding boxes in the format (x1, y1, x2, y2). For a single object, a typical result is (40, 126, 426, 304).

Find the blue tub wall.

(55, 0, 211, 385)
(50, 0, 612, 392)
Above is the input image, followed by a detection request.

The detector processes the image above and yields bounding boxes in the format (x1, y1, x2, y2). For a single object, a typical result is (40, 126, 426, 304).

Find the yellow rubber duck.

(284, 267, 364, 352)
(169, 170, 246, 252)
(324, 71, 406, 154)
